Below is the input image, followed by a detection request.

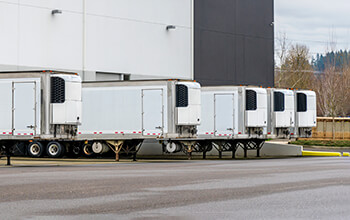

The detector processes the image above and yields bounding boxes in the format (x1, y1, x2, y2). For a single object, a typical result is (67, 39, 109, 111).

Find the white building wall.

(0, 0, 193, 81)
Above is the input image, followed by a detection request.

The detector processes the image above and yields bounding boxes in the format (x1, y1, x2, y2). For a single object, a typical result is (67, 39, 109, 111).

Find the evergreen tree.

(313, 50, 350, 71)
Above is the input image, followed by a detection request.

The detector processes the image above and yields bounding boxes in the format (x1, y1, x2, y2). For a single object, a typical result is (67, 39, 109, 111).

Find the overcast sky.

(275, 0, 350, 58)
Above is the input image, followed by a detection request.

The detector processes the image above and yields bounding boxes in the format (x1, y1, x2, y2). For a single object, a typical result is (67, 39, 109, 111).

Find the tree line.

(312, 50, 350, 72)
(275, 35, 350, 117)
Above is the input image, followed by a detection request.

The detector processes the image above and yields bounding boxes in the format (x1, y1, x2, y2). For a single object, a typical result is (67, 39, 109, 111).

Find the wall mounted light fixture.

(51, 9, 62, 15)
(166, 25, 176, 31)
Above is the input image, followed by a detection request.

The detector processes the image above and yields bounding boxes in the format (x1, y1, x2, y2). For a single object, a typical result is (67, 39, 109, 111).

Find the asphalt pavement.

(0, 157, 350, 219)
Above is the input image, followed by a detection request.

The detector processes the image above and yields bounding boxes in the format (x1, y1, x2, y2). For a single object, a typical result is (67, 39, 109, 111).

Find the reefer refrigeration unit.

(245, 87, 268, 138)
(196, 86, 267, 159)
(267, 88, 295, 138)
(0, 71, 82, 158)
(294, 90, 317, 137)
(78, 80, 201, 159)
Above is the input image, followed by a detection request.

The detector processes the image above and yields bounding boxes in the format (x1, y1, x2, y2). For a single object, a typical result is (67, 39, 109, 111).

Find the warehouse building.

(0, 0, 274, 87)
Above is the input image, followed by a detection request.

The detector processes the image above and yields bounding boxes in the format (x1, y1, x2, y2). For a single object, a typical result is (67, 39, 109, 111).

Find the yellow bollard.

(302, 151, 341, 157)
(342, 152, 350, 157)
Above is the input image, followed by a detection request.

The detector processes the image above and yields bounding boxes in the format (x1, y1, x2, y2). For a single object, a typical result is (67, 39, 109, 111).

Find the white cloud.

(275, 0, 350, 56)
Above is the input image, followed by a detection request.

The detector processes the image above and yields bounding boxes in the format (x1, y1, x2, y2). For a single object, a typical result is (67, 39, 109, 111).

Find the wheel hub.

(49, 144, 59, 155)
(30, 144, 40, 155)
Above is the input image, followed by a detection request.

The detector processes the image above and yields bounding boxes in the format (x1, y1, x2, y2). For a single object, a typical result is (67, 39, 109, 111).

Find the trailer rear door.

(214, 94, 234, 137)
(13, 82, 37, 135)
(0, 82, 12, 134)
(142, 89, 163, 136)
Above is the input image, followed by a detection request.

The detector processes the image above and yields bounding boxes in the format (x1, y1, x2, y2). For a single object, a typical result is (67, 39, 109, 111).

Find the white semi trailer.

(267, 88, 295, 139)
(293, 90, 317, 138)
(0, 71, 82, 162)
(197, 86, 268, 158)
(0, 71, 317, 163)
(78, 80, 202, 160)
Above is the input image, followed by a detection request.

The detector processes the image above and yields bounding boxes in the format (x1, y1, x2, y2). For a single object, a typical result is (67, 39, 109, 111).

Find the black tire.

(82, 143, 94, 157)
(27, 142, 44, 158)
(46, 141, 65, 158)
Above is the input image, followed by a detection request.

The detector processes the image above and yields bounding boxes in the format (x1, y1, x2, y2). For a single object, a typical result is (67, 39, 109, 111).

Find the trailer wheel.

(27, 142, 44, 158)
(82, 143, 94, 157)
(46, 141, 65, 158)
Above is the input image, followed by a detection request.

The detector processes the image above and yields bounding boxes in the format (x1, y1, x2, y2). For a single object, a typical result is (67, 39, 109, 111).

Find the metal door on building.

(214, 94, 234, 136)
(142, 89, 163, 136)
(13, 82, 37, 135)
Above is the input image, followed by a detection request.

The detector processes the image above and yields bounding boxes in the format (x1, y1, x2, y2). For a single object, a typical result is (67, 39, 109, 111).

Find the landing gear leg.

(231, 141, 239, 159)
(198, 141, 212, 160)
(256, 140, 265, 157)
(106, 141, 124, 162)
(180, 141, 197, 160)
(188, 146, 192, 160)
(5, 146, 11, 166)
(239, 140, 265, 158)
(115, 146, 121, 161)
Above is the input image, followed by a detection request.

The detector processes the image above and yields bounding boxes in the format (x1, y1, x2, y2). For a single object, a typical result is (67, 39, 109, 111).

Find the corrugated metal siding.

(194, 0, 274, 87)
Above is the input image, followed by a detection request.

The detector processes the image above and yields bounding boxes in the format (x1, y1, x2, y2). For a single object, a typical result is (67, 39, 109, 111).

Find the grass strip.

(291, 139, 350, 147)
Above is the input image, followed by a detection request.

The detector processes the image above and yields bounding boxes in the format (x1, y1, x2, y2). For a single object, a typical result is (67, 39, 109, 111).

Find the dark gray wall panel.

(244, 37, 274, 86)
(194, 0, 274, 87)
(196, 0, 236, 33)
(199, 31, 228, 81)
(234, 35, 245, 84)
(236, 0, 274, 38)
